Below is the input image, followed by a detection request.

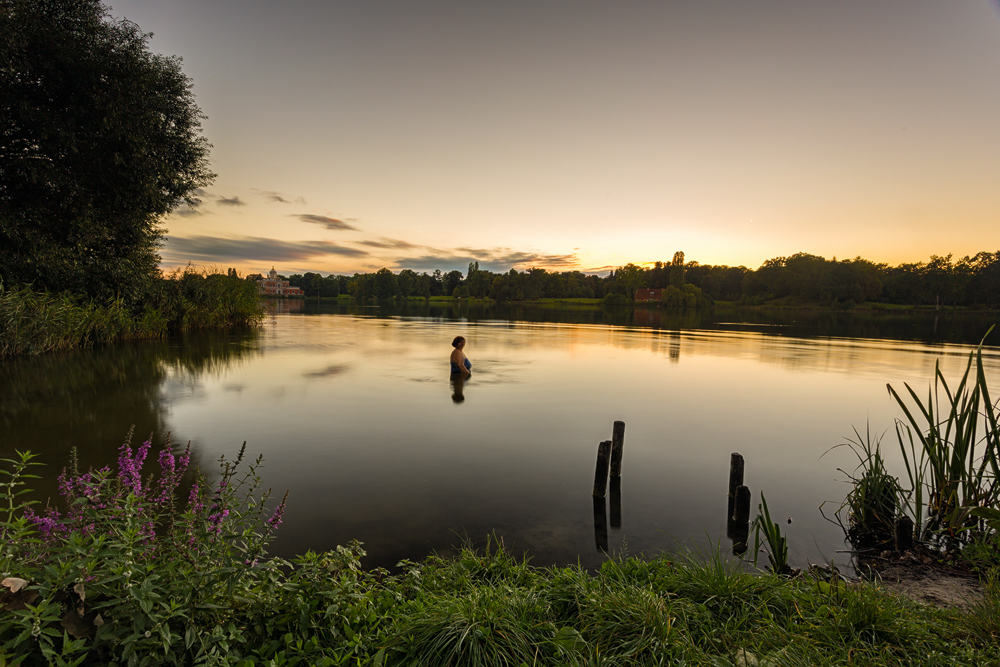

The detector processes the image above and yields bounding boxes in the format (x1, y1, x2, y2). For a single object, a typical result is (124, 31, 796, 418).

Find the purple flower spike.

(208, 508, 230, 534)
(178, 443, 191, 474)
(118, 441, 144, 494)
(268, 491, 288, 531)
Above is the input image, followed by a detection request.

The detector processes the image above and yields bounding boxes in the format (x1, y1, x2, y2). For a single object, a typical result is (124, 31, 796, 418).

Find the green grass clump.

(380, 542, 990, 667)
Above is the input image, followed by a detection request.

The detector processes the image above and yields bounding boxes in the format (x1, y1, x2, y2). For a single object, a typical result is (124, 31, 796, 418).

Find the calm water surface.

(3, 304, 998, 572)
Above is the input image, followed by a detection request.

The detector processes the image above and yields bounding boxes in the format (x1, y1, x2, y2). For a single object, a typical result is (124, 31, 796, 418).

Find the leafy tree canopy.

(0, 0, 214, 303)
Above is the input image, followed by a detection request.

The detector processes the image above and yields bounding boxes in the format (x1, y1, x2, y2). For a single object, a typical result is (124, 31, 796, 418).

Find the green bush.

(602, 293, 631, 306)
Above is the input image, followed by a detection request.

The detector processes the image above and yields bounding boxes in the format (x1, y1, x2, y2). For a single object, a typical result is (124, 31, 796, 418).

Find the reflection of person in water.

(449, 336, 472, 376)
(450, 373, 467, 404)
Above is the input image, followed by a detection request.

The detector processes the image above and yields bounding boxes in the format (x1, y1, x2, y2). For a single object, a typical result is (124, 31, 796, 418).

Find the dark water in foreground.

(2, 303, 998, 572)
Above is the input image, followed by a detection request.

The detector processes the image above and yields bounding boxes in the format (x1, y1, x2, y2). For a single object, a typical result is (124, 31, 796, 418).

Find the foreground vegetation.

(0, 269, 264, 357)
(2, 432, 999, 666)
(831, 330, 1000, 562)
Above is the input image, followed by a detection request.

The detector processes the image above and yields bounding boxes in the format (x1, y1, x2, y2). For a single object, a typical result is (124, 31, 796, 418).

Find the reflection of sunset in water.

(2, 309, 996, 573)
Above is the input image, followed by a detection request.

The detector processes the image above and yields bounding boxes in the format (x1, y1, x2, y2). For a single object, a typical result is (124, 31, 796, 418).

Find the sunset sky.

(109, 0, 1000, 277)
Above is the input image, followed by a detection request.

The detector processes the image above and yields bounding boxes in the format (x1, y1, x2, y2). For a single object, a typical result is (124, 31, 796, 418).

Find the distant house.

(257, 268, 304, 296)
(634, 288, 665, 302)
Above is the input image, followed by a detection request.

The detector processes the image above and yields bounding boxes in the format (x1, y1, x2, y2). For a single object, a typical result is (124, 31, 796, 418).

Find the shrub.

(602, 293, 631, 306)
(1, 434, 291, 665)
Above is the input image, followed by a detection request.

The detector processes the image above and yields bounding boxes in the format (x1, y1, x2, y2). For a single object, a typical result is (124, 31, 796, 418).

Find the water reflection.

(593, 496, 608, 552)
(3, 307, 999, 574)
(450, 374, 468, 404)
(0, 329, 262, 503)
(302, 300, 999, 348)
(609, 477, 622, 529)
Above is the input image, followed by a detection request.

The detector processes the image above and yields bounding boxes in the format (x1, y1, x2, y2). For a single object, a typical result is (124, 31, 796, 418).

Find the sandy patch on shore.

(857, 550, 984, 609)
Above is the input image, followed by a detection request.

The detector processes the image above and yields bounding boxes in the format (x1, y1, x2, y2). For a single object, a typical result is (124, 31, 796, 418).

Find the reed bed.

(0, 270, 264, 358)
(833, 329, 1000, 561)
(888, 332, 1000, 544)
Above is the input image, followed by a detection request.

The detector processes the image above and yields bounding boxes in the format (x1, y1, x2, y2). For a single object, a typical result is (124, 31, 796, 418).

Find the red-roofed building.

(634, 288, 665, 302)
(257, 268, 304, 296)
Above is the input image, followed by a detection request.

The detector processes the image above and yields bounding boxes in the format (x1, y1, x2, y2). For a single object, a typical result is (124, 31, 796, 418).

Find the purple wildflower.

(187, 482, 203, 514)
(178, 443, 191, 474)
(268, 491, 288, 531)
(156, 449, 176, 503)
(118, 441, 141, 494)
(23, 507, 68, 543)
(208, 509, 230, 534)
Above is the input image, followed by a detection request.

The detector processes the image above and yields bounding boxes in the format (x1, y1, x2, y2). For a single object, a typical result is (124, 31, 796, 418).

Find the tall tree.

(372, 268, 398, 300)
(0, 0, 214, 302)
(443, 270, 463, 296)
(669, 252, 685, 288)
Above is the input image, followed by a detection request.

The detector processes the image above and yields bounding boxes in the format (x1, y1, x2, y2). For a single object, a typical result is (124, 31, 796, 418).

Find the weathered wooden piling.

(593, 496, 609, 552)
(727, 482, 751, 556)
(733, 485, 751, 524)
(894, 516, 914, 552)
(727, 453, 744, 518)
(593, 440, 612, 498)
(610, 421, 626, 477)
(609, 476, 622, 528)
(730, 521, 749, 557)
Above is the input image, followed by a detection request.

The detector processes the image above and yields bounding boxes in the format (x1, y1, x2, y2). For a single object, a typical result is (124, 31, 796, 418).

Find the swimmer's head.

(452, 336, 466, 348)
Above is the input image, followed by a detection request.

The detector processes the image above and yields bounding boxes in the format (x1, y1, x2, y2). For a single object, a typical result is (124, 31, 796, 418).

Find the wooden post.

(733, 485, 751, 524)
(593, 496, 609, 552)
(730, 521, 749, 557)
(728, 483, 751, 556)
(593, 440, 612, 498)
(894, 516, 914, 553)
(727, 453, 744, 518)
(610, 421, 626, 477)
(609, 476, 622, 528)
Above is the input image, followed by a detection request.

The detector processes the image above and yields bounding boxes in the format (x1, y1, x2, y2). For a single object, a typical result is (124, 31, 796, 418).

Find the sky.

(108, 0, 1000, 277)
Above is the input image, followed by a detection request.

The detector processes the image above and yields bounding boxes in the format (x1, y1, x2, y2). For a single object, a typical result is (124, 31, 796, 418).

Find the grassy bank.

(2, 440, 999, 666)
(0, 269, 264, 357)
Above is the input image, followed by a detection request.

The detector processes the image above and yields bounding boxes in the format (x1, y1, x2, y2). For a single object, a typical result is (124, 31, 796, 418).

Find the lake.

(3, 302, 998, 572)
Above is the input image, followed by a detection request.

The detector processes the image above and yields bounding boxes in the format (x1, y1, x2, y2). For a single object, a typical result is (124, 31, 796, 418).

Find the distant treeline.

(260, 250, 1000, 308)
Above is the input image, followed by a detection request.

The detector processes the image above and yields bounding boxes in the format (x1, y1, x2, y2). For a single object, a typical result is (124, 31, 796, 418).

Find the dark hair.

(452, 336, 466, 348)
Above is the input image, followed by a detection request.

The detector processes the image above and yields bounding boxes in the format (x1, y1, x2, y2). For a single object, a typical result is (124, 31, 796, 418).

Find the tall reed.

(888, 328, 999, 543)
(0, 283, 147, 356)
(0, 270, 265, 358)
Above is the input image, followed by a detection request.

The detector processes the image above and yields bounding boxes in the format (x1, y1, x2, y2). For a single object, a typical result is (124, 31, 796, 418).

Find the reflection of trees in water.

(0, 328, 261, 505)
(305, 301, 998, 346)
(262, 298, 305, 315)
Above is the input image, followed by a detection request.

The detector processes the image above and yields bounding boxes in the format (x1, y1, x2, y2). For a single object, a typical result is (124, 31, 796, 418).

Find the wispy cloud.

(174, 205, 203, 217)
(163, 235, 370, 262)
(251, 188, 307, 205)
(173, 196, 205, 217)
(356, 237, 419, 249)
(393, 248, 579, 273)
(296, 214, 358, 231)
(218, 196, 246, 206)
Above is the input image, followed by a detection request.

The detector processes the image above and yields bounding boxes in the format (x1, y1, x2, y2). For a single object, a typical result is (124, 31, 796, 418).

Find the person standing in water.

(450, 336, 472, 376)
